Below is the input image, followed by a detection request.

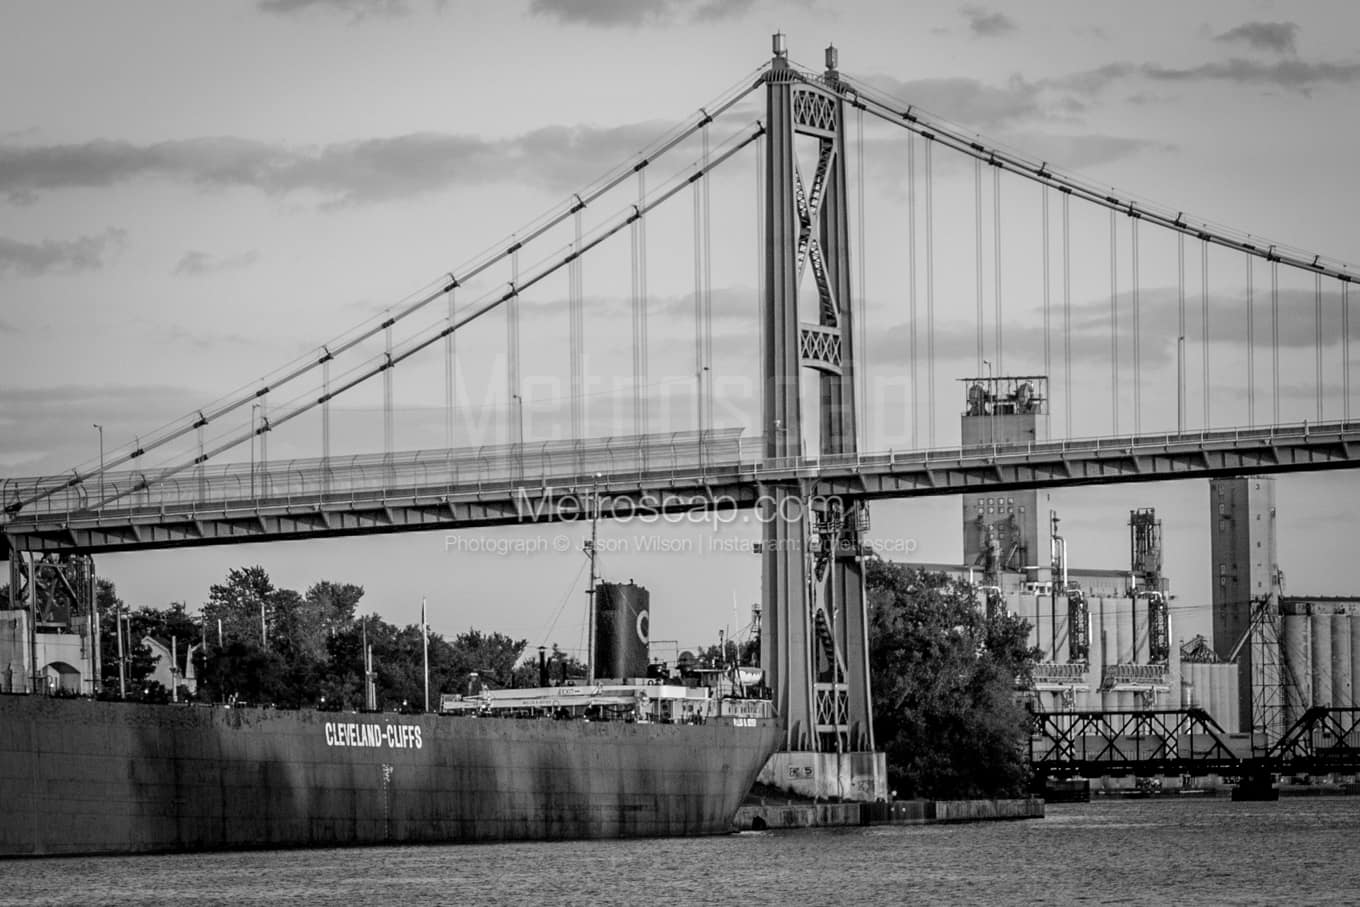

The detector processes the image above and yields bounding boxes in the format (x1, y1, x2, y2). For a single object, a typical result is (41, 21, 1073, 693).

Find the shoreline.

(734, 797, 1043, 831)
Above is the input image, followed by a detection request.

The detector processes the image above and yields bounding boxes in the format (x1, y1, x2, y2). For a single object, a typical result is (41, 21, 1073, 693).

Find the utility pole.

(116, 605, 127, 699)
(421, 596, 429, 713)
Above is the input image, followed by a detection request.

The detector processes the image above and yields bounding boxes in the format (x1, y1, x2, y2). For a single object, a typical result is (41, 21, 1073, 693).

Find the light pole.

(982, 359, 995, 448)
(250, 403, 259, 499)
(1177, 335, 1186, 433)
(92, 423, 104, 506)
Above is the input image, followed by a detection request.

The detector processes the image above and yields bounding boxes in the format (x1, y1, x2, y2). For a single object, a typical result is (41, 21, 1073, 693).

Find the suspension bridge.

(4, 37, 1359, 798)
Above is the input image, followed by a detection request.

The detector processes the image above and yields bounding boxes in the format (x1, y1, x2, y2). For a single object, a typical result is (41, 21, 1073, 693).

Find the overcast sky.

(3, 0, 1359, 658)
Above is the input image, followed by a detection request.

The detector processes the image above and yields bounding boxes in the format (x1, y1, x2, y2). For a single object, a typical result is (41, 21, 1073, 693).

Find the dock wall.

(734, 797, 1043, 830)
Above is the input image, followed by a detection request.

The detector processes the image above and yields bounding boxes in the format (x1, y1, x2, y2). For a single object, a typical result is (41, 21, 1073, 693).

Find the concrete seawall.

(734, 797, 1043, 831)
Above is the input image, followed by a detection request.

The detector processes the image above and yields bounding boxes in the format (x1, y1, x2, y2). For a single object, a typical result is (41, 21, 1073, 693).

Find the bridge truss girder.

(1029, 707, 1241, 778)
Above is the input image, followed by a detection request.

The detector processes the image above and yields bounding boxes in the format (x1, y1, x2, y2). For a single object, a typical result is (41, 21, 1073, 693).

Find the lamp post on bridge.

(982, 359, 995, 451)
(250, 403, 259, 500)
(1177, 335, 1185, 433)
(92, 423, 104, 507)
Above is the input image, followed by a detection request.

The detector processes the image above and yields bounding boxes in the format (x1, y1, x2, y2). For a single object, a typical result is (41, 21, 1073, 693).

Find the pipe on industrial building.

(1333, 612, 1353, 709)
(1282, 612, 1311, 726)
(1311, 612, 1333, 708)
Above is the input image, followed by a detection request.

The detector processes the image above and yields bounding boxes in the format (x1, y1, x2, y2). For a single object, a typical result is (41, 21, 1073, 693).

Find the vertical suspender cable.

(1177, 233, 1185, 433)
(1109, 208, 1118, 435)
(1063, 189, 1071, 436)
(693, 141, 707, 443)
(1041, 185, 1050, 439)
(1271, 259, 1279, 425)
(571, 207, 585, 443)
(322, 356, 331, 476)
(1315, 272, 1323, 422)
(444, 289, 454, 449)
(633, 169, 649, 442)
(702, 121, 714, 444)
(258, 393, 268, 490)
(508, 247, 521, 450)
(693, 159, 703, 441)
(1202, 239, 1210, 428)
(1131, 215, 1140, 435)
(1246, 255, 1255, 427)
(856, 104, 868, 451)
(993, 165, 1002, 376)
(753, 138, 763, 448)
(975, 158, 984, 379)
(925, 139, 936, 448)
(382, 325, 392, 458)
(908, 134, 918, 450)
(1345, 279, 1352, 423)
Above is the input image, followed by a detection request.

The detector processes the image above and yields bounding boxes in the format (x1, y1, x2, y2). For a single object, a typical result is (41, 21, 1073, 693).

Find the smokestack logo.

(636, 609, 650, 645)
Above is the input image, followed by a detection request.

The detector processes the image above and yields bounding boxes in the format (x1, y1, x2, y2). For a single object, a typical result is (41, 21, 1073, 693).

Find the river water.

(3, 797, 1356, 905)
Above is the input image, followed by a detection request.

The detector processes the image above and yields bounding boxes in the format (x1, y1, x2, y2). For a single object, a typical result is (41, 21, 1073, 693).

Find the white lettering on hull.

(323, 722, 424, 749)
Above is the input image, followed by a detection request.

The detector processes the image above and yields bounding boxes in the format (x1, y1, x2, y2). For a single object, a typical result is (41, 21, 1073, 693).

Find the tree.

(202, 566, 276, 648)
(512, 643, 586, 688)
(866, 558, 1039, 799)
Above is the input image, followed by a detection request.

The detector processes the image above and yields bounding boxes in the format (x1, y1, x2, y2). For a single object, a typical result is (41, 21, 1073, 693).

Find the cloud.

(997, 132, 1172, 170)
(1214, 21, 1298, 54)
(257, 0, 415, 18)
(173, 249, 260, 277)
(0, 383, 210, 477)
(0, 123, 671, 206)
(528, 0, 755, 27)
(1143, 58, 1360, 93)
(865, 75, 1045, 130)
(1053, 56, 1360, 97)
(962, 5, 1017, 38)
(0, 228, 126, 277)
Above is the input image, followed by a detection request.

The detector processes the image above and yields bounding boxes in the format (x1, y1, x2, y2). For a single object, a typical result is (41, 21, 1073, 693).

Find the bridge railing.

(4, 418, 1358, 524)
(1, 428, 755, 520)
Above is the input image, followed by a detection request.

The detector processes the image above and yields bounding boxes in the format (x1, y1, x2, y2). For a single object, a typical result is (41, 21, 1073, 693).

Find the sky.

(3, 0, 1360, 661)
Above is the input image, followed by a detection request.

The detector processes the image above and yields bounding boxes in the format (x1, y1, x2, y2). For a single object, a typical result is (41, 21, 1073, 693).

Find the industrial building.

(1211, 475, 1360, 745)
(935, 380, 1355, 745)
(910, 377, 1241, 728)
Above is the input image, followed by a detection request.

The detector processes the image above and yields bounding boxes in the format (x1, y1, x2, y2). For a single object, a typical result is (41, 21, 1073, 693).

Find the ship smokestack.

(593, 582, 650, 680)
(538, 646, 548, 687)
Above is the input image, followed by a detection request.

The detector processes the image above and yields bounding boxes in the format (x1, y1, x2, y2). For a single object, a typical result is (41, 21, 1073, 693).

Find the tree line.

(98, 565, 583, 710)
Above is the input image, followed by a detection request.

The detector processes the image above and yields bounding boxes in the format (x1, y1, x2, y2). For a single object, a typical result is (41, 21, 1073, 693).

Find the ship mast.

(584, 474, 601, 684)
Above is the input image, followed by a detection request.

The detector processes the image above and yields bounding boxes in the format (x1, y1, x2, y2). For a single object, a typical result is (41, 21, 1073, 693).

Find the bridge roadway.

(3, 419, 1360, 555)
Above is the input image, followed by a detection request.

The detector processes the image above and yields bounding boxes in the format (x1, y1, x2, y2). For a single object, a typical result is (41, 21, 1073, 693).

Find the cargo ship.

(0, 678, 779, 856)
(0, 561, 779, 856)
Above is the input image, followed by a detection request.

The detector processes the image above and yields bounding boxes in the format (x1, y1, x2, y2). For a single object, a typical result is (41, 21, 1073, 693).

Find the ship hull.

(0, 696, 781, 856)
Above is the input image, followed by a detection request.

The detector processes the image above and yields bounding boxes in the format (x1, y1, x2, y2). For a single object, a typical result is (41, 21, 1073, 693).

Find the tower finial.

(772, 32, 787, 60)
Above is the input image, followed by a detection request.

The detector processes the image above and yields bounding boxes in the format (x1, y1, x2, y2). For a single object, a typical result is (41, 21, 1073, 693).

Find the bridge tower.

(757, 35, 885, 800)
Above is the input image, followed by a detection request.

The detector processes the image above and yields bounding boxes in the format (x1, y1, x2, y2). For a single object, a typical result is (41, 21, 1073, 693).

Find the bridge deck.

(4, 420, 1360, 554)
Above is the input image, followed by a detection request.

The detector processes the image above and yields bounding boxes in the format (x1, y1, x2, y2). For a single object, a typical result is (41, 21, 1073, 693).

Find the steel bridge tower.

(757, 36, 886, 800)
